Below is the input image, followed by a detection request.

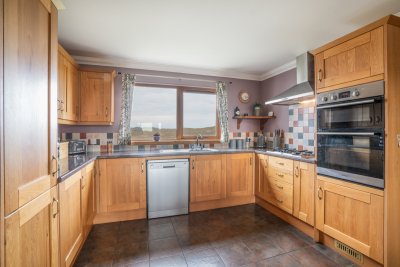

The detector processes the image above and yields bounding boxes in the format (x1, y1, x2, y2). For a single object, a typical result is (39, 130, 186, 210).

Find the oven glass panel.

(317, 98, 383, 131)
(317, 134, 384, 179)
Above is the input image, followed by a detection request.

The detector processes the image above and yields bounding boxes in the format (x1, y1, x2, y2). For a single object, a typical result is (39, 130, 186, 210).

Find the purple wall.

(260, 69, 296, 132)
(59, 66, 262, 134)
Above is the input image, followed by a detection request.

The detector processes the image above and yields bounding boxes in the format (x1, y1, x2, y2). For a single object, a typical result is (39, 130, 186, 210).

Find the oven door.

(317, 96, 383, 132)
(317, 132, 384, 188)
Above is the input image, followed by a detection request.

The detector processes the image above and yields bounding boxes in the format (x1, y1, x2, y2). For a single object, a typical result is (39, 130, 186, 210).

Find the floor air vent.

(334, 240, 363, 263)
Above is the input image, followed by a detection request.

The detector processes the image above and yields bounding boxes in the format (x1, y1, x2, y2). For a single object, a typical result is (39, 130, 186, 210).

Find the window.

(130, 85, 219, 142)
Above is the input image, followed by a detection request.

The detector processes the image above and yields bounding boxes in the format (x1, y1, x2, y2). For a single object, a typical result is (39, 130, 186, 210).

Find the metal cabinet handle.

(275, 184, 284, 190)
(192, 160, 195, 170)
(318, 69, 323, 82)
(51, 155, 58, 176)
(318, 187, 323, 200)
(278, 162, 284, 166)
(276, 173, 284, 177)
(295, 166, 299, 177)
(276, 199, 283, 204)
(141, 162, 144, 174)
(105, 107, 108, 117)
(52, 197, 59, 218)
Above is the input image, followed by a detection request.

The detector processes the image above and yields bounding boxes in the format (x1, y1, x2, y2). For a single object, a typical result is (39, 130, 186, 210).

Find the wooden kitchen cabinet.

(190, 154, 227, 203)
(226, 153, 254, 198)
(316, 176, 384, 263)
(95, 158, 146, 223)
(293, 161, 315, 226)
(255, 154, 269, 200)
(3, 0, 59, 216)
(81, 162, 95, 239)
(58, 45, 80, 123)
(80, 69, 115, 124)
(59, 171, 83, 267)
(315, 26, 384, 92)
(5, 186, 59, 267)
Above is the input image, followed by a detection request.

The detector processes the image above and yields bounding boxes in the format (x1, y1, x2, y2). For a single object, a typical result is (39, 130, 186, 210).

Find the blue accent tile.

(308, 140, 314, 146)
(237, 132, 242, 137)
(107, 132, 113, 139)
(254, 132, 258, 137)
(309, 119, 314, 127)
(96, 139, 100, 145)
(138, 145, 145, 151)
(65, 133, 72, 140)
(298, 114, 303, 121)
(289, 127, 293, 133)
(298, 133, 303, 139)
(173, 144, 179, 149)
(289, 109, 294, 115)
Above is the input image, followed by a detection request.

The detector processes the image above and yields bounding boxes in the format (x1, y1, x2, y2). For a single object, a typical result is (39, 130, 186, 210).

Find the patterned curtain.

(216, 81, 229, 143)
(118, 74, 136, 145)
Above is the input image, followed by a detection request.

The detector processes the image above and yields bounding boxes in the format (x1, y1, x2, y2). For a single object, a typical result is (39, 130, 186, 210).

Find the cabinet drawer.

(269, 156, 293, 173)
(268, 166, 293, 184)
(266, 179, 293, 214)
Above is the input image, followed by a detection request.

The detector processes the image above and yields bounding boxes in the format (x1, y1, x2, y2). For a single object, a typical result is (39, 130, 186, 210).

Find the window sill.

(131, 139, 221, 145)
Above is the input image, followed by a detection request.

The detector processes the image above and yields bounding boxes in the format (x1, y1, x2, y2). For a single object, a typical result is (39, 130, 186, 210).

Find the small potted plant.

(153, 132, 160, 142)
(253, 103, 261, 116)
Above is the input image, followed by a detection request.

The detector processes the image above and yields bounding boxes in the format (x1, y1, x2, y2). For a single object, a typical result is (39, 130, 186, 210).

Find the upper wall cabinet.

(80, 69, 116, 125)
(315, 27, 384, 93)
(58, 45, 79, 123)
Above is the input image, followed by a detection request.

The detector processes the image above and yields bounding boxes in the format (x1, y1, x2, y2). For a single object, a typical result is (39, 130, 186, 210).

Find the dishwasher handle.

(162, 164, 176, 168)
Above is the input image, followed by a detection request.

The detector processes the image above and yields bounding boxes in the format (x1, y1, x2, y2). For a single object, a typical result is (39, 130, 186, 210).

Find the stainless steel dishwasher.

(147, 159, 189, 219)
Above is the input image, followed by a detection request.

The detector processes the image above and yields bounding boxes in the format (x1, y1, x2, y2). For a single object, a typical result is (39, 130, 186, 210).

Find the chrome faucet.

(191, 134, 204, 150)
(196, 134, 203, 146)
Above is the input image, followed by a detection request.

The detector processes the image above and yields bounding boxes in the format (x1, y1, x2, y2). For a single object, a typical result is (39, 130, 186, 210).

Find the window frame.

(131, 83, 220, 144)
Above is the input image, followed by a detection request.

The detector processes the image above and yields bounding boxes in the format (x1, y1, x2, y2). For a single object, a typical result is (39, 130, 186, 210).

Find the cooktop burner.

(272, 148, 313, 156)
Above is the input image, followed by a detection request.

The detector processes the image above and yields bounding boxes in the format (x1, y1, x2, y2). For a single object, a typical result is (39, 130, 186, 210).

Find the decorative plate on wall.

(239, 91, 250, 103)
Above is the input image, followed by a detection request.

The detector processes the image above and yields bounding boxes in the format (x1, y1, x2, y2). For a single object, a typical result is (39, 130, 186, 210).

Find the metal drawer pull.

(276, 199, 283, 204)
(318, 187, 323, 200)
(141, 163, 144, 173)
(192, 160, 195, 170)
(295, 166, 299, 177)
(275, 184, 284, 189)
(278, 162, 284, 166)
(52, 197, 59, 218)
(276, 173, 284, 177)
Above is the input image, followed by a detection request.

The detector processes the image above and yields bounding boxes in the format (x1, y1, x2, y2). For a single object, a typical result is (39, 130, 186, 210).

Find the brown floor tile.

(266, 229, 310, 253)
(148, 217, 172, 226)
(242, 253, 299, 267)
(148, 237, 183, 260)
(149, 255, 187, 267)
(178, 233, 213, 253)
(289, 246, 339, 267)
(241, 234, 285, 260)
(114, 241, 149, 264)
(184, 248, 225, 267)
(149, 223, 176, 240)
(312, 244, 356, 266)
(215, 240, 258, 267)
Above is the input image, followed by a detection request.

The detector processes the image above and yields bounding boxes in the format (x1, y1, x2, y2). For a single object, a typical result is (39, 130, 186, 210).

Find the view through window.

(130, 85, 218, 141)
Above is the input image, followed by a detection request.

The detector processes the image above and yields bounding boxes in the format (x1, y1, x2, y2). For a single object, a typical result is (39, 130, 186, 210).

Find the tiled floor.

(75, 204, 356, 267)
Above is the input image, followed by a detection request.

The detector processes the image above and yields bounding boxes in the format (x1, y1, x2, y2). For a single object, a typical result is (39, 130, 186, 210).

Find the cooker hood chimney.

(265, 52, 315, 105)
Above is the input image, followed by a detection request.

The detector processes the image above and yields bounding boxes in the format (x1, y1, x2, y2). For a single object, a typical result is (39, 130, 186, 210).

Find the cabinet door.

(190, 154, 226, 202)
(5, 186, 59, 267)
(293, 161, 315, 226)
(59, 171, 83, 267)
(226, 153, 253, 197)
(81, 162, 95, 239)
(65, 61, 79, 121)
(98, 158, 146, 213)
(4, 0, 58, 215)
(316, 27, 384, 92)
(58, 51, 67, 119)
(316, 177, 383, 263)
(80, 71, 114, 123)
(255, 154, 269, 200)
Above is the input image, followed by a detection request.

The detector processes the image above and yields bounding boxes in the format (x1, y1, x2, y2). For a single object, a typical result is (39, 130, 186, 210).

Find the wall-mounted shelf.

(232, 116, 275, 131)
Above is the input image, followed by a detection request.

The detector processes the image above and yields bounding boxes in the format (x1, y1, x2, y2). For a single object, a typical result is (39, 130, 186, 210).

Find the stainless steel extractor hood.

(265, 52, 315, 105)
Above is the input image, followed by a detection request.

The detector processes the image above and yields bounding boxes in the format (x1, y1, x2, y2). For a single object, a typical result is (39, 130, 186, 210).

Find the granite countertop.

(58, 148, 316, 181)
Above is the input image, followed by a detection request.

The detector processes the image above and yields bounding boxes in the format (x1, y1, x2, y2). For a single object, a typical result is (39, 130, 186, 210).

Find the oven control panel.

(317, 80, 384, 105)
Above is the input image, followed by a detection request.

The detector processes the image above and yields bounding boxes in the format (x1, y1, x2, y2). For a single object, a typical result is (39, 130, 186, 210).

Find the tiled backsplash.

(286, 103, 315, 152)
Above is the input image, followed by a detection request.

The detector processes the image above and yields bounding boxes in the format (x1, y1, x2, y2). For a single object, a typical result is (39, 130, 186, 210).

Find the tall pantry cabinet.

(0, 0, 60, 266)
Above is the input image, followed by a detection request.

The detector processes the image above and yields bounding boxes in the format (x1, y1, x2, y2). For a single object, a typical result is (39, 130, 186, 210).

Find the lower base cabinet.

(255, 154, 269, 200)
(4, 186, 59, 267)
(59, 171, 84, 267)
(316, 176, 384, 264)
(81, 162, 95, 239)
(293, 161, 315, 226)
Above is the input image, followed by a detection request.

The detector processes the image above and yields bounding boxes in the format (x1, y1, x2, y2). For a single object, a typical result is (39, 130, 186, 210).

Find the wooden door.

(316, 27, 384, 92)
(190, 154, 226, 202)
(70, 63, 80, 121)
(81, 162, 95, 239)
(80, 71, 113, 123)
(57, 51, 67, 119)
(5, 186, 59, 267)
(315, 176, 384, 263)
(293, 161, 315, 226)
(59, 171, 83, 267)
(4, 0, 58, 215)
(226, 153, 253, 197)
(98, 158, 146, 213)
(255, 154, 268, 200)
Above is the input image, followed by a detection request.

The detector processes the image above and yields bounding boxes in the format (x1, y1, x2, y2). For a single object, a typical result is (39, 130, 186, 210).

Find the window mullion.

(177, 87, 183, 140)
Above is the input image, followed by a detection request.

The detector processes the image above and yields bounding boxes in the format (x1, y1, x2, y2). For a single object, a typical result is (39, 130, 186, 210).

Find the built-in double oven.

(316, 80, 384, 189)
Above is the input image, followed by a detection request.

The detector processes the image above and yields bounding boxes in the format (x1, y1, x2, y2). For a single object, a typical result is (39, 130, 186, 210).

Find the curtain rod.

(117, 72, 232, 84)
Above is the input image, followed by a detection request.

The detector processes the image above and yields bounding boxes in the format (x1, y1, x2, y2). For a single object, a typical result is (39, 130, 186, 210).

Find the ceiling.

(58, 0, 400, 81)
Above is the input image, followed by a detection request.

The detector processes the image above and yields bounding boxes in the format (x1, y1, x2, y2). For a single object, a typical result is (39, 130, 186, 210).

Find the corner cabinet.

(315, 26, 384, 93)
(293, 161, 315, 226)
(316, 176, 384, 264)
(95, 158, 147, 223)
(80, 69, 116, 125)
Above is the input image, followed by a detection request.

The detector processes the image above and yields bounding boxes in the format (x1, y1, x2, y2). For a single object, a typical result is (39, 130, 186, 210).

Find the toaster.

(68, 140, 87, 155)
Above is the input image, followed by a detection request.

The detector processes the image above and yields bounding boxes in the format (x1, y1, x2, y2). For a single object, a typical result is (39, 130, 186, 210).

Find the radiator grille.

(334, 240, 363, 263)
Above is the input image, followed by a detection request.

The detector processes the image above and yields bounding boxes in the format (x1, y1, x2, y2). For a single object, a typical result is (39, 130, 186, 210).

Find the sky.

(131, 86, 216, 130)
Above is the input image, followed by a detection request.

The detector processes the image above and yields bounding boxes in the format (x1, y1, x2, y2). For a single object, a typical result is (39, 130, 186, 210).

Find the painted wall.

(59, 66, 262, 134)
(260, 68, 296, 132)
